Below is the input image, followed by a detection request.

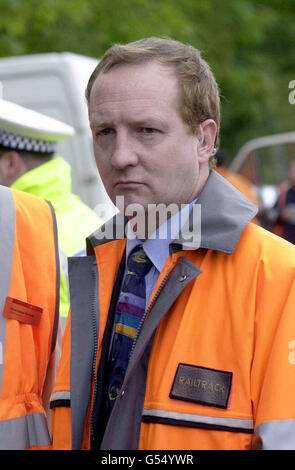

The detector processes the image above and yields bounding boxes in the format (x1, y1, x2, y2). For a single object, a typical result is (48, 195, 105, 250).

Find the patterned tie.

(106, 247, 153, 414)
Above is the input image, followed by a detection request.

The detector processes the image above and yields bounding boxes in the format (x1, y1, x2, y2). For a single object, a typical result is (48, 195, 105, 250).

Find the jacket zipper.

(129, 270, 170, 360)
(90, 264, 170, 445)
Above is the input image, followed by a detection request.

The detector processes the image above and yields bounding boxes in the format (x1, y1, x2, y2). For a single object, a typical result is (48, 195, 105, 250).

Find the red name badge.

(2, 297, 43, 326)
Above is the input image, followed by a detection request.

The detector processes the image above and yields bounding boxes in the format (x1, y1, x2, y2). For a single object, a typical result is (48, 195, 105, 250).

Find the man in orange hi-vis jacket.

(0, 186, 61, 449)
(51, 37, 295, 451)
(0, 107, 69, 449)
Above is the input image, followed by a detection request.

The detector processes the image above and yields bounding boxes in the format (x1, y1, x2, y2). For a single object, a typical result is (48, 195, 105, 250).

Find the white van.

(229, 131, 295, 209)
(0, 52, 116, 221)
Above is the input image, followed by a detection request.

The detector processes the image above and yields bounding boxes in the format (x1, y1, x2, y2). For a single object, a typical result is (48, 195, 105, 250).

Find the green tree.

(0, 0, 294, 158)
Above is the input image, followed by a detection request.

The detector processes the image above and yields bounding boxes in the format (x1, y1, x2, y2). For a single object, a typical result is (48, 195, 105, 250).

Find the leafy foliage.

(0, 0, 294, 158)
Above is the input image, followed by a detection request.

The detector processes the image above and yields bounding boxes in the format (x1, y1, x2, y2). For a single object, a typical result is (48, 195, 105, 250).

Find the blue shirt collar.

(126, 199, 197, 273)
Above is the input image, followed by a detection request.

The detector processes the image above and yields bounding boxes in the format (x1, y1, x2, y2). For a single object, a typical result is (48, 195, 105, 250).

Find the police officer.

(0, 99, 102, 329)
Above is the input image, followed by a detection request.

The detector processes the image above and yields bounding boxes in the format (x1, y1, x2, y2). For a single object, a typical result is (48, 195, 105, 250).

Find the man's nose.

(111, 132, 138, 169)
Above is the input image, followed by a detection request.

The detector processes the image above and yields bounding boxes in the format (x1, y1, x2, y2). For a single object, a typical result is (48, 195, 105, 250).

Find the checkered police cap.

(0, 130, 57, 154)
(0, 99, 74, 154)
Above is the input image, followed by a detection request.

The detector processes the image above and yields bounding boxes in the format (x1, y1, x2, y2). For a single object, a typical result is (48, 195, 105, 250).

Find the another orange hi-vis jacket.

(51, 171, 295, 450)
(0, 186, 60, 450)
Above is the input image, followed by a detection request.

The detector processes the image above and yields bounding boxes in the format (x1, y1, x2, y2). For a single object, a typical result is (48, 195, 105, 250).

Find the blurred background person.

(215, 149, 260, 206)
(0, 99, 102, 329)
(271, 159, 295, 244)
(215, 149, 262, 224)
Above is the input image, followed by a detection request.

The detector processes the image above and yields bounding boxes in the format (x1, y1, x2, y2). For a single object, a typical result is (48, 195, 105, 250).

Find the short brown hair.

(0, 146, 52, 169)
(86, 37, 220, 166)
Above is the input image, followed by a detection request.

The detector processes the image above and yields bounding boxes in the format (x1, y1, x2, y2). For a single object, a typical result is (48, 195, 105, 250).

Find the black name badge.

(170, 363, 233, 409)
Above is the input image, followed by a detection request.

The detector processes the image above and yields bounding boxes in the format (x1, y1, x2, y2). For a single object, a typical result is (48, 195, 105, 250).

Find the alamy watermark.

(94, 196, 202, 249)
(288, 80, 295, 104)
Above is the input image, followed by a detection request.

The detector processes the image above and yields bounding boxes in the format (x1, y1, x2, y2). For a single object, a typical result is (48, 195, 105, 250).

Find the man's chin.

(112, 194, 149, 214)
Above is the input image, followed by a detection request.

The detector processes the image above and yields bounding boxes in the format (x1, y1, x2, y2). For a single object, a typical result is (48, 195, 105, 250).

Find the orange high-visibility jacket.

(0, 186, 60, 450)
(51, 171, 295, 450)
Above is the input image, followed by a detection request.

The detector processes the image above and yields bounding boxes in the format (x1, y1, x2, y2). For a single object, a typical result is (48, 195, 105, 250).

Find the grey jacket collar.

(172, 170, 258, 254)
(87, 170, 258, 256)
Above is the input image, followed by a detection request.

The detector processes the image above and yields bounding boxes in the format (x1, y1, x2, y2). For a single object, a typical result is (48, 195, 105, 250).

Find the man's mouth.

(114, 180, 143, 189)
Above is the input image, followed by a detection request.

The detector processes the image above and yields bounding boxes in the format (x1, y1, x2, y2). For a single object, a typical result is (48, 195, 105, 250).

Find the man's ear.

(197, 119, 217, 163)
(0, 151, 26, 186)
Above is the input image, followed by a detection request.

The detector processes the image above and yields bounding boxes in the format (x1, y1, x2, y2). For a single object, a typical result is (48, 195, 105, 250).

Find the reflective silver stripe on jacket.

(49, 390, 71, 409)
(0, 186, 15, 394)
(142, 409, 254, 433)
(254, 420, 295, 450)
(0, 412, 51, 449)
(50, 391, 71, 402)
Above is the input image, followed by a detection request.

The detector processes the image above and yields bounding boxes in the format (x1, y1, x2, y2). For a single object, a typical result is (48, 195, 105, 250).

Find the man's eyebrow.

(90, 120, 113, 129)
(90, 117, 168, 129)
(132, 117, 165, 127)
